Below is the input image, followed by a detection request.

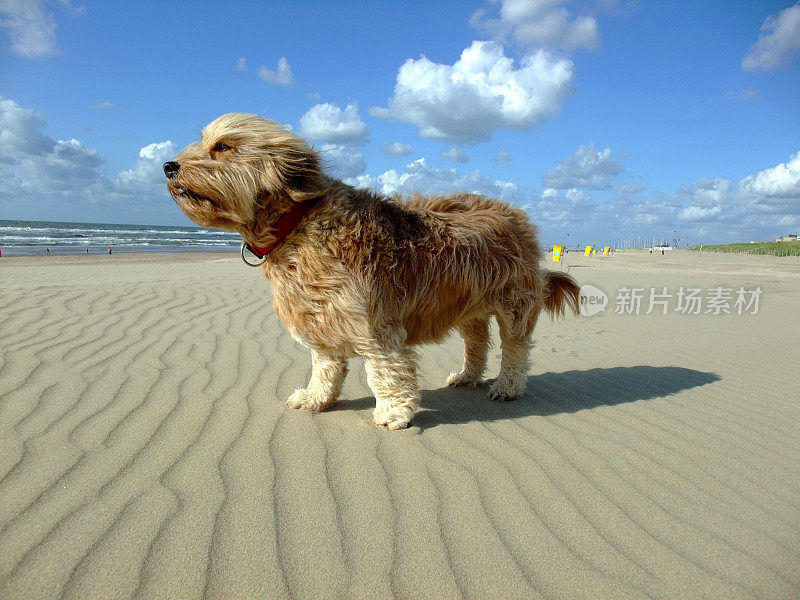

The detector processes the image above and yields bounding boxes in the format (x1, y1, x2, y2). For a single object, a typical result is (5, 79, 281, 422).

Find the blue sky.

(1, 0, 799, 245)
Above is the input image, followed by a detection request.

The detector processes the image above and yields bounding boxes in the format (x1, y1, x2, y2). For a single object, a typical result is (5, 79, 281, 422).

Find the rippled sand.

(0, 250, 798, 599)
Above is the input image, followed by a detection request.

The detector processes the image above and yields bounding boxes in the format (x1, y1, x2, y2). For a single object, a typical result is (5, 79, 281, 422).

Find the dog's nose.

(163, 161, 180, 179)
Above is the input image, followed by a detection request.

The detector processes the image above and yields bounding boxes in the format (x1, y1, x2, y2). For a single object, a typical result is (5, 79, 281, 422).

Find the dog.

(164, 113, 580, 429)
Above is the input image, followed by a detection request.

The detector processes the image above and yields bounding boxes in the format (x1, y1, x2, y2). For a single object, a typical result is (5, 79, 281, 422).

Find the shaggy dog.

(164, 113, 580, 429)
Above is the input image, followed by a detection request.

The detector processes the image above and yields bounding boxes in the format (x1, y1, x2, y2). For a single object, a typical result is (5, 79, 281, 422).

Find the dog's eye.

(213, 142, 231, 153)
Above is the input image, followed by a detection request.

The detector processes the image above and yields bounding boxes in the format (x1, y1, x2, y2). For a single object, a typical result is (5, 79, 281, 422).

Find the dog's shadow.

(334, 366, 720, 429)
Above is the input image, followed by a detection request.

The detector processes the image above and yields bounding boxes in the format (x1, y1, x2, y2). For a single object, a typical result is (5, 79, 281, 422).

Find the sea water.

(0, 220, 241, 255)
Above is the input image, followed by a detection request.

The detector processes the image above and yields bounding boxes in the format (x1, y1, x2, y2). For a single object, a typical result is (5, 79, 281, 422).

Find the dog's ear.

(256, 136, 327, 205)
(283, 150, 326, 203)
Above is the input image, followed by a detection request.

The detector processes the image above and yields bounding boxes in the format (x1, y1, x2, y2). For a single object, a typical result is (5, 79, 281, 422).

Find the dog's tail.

(543, 270, 581, 318)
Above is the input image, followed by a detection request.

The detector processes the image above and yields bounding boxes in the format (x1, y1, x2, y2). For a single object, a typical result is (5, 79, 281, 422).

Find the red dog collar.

(242, 199, 317, 266)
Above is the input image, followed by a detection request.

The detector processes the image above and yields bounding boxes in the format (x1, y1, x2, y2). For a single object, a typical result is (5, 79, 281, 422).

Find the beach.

(0, 249, 798, 599)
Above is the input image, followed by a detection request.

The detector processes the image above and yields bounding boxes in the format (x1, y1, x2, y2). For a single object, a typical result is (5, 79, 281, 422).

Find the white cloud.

(543, 142, 622, 189)
(742, 2, 800, 71)
(256, 57, 294, 85)
(319, 144, 366, 179)
(740, 151, 800, 199)
(345, 152, 797, 244)
(684, 178, 733, 205)
(234, 57, 248, 72)
(0, 95, 52, 157)
(118, 141, 179, 186)
(21, 138, 102, 193)
(662, 153, 800, 239)
(678, 205, 723, 222)
(471, 0, 600, 52)
(348, 157, 525, 204)
(534, 186, 599, 227)
(494, 149, 514, 166)
(381, 141, 413, 157)
(0, 0, 57, 57)
(4, 95, 798, 241)
(0, 96, 180, 221)
(336, 146, 800, 242)
(440, 147, 468, 163)
(675, 178, 733, 223)
(370, 41, 573, 143)
(726, 89, 759, 102)
(0, 98, 106, 197)
(9, 139, 104, 196)
(299, 103, 369, 144)
(89, 100, 117, 110)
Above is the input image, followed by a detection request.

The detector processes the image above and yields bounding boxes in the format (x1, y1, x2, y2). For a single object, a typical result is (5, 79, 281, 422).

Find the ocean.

(0, 220, 242, 256)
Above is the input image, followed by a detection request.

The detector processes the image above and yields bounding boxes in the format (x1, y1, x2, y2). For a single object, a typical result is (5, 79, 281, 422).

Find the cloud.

(344, 147, 800, 244)
(0, 95, 181, 221)
(0, 0, 58, 57)
(234, 57, 248, 72)
(678, 205, 722, 221)
(440, 147, 468, 163)
(348, 157, 525, 204)
(641, 154, 800, 242)
(494, 149, 514, 166)
(21, 138, 102, 193)
(118, 141, 179, 187)
(3, 138, 104, 196)
(0, 95, 52, 157)
(471, 0, 601, 52)
(370, 41, 573, 143)
(89, 100, 117, 110)
(299, 103, 369, 144)
(381, 141, 413, 157)
(5, 95, 798, 240)
(742, 2, 800, 71)
(726, 89, 759, 102)
(740, 150, 800, 199)
(536, 187, 598, 224)
(542, 142, 622, 189)
(319, 144, 367, 179)
(675, 178, 733, 223)
(256, 57, 294, 85)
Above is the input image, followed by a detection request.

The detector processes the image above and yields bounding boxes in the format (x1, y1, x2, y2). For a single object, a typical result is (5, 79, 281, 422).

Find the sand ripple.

(0, 253, 798, 599)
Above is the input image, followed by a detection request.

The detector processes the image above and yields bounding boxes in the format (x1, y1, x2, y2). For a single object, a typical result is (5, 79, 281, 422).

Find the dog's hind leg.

(446, 317, 490, 387)
(286, 349, 348, 411)
(489, 308, 538, 401)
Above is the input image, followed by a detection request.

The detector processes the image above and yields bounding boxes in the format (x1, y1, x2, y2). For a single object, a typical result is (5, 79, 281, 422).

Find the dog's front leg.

(286, 349, 348, 412)
(360, 343, 420, 430)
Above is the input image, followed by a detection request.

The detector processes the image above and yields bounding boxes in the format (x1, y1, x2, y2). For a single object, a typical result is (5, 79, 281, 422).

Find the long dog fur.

(166, 113, 580, 429)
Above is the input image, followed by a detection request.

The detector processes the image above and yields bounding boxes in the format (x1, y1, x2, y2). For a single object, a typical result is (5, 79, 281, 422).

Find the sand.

(0, 249, 798, 599)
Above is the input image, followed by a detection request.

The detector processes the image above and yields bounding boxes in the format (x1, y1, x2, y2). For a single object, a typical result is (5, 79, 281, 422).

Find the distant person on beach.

(46, 247, 50, 255)
(108, 247, 112, 255)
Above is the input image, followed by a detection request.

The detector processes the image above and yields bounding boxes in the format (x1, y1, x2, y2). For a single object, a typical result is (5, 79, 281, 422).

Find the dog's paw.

(286, 389, 331, 412)
(488, 378, 524, 402)
(373, 407, 414, 430)
(445, 370, 483, 387)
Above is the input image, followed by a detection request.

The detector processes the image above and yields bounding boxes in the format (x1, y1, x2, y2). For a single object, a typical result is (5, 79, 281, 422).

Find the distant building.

(775, 235, 798, 242)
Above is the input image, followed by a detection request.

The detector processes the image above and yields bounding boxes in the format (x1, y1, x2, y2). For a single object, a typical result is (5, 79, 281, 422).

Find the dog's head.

(164, 113, 325, 242)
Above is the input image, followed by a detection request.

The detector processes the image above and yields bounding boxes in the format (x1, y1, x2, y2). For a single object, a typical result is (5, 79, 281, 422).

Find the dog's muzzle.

(163, 161, 180, 179)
